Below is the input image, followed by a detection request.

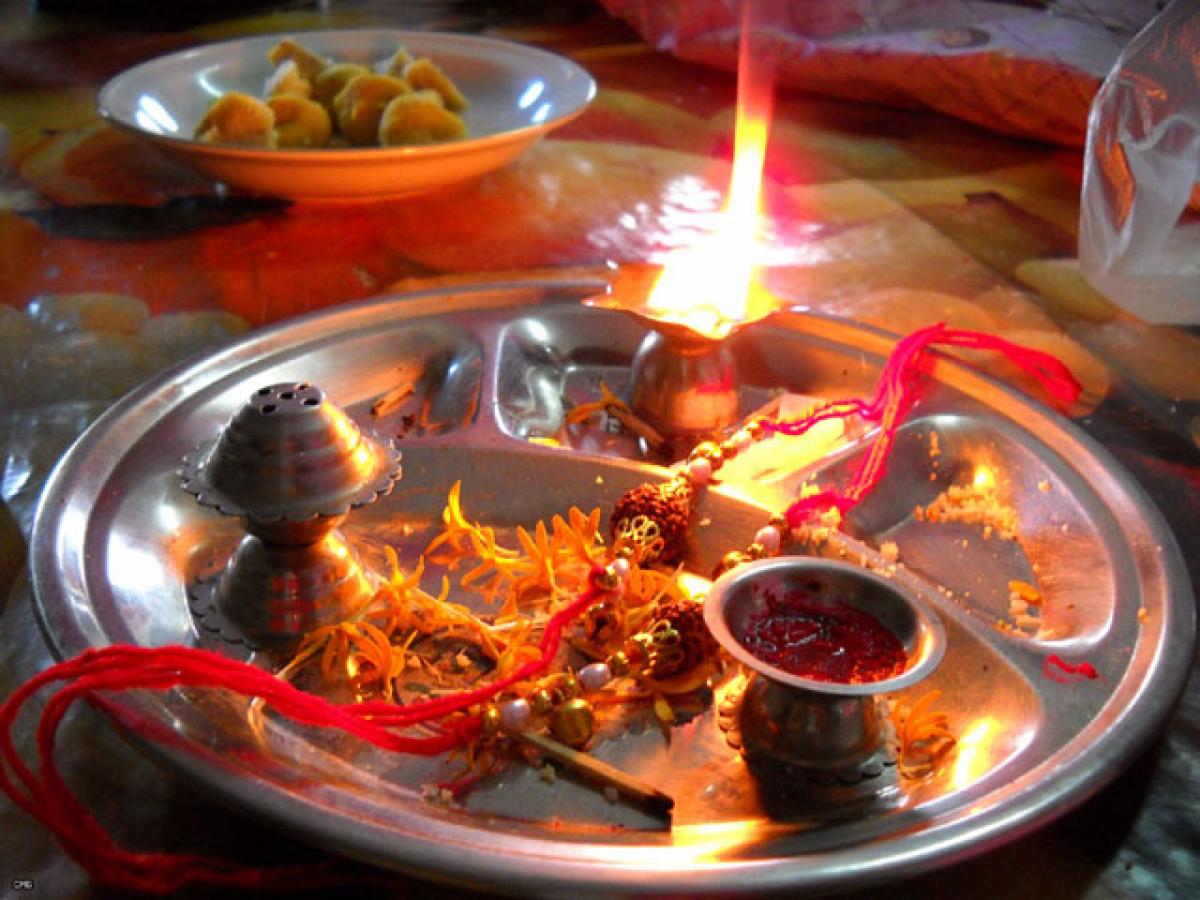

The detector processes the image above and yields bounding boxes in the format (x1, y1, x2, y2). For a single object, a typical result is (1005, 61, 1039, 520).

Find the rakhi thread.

(0, 324, 1080, 893)
(0, 570, 614, 893)
(769, 324, 1080, 528)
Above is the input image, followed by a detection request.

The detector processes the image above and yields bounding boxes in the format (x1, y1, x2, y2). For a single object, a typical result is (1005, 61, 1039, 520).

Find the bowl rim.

(703, 555, 948, 695)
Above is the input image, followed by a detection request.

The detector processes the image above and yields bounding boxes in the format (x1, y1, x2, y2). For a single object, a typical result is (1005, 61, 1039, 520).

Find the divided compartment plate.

(29, 280, 1195, 895)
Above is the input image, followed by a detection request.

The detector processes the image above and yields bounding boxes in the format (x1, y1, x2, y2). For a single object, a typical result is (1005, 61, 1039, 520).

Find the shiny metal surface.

(29, 280, 1195, 895)
(705, 558, 946, 772)
(628, 325, 740, 443)
(705, 558, 946, 695)
(189, 530, 372, 648)
(180, 380, 400, 645)
(180, 381, 401, 522)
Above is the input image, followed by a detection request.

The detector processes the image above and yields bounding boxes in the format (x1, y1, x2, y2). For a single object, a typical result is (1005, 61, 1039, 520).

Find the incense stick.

(514, 730, 674, 816)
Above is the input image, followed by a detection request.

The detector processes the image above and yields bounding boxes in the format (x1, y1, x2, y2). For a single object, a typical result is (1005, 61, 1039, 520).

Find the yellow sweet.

(194, 40, 471, 150)
(194, 91, 275, 147)
(312, 62, 370, 115)
(267, 95, 332, 148)
(267, 38, 327, 81)
(403, 57, 470, 112)
(379, 47, 413, 78)
(378, 90, 468, 146)
(263, 60, 312, 99)
(333, 74, 412, 146)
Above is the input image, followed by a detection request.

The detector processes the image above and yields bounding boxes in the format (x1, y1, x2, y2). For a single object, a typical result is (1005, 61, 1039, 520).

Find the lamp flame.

(638, 7, 777, 341)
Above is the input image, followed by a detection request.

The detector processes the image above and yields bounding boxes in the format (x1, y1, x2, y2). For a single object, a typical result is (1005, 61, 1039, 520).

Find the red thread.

(768, 324, 1081, 527)
(1042, 654, 1100, 684)
(0, 567, 611, 893)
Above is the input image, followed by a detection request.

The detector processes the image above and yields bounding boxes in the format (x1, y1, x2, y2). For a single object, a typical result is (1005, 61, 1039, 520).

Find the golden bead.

(593, 565, 621, 591)
(542, 672, 580, 703)
(768, 513, 789, 531)
(551, 698, 595, 748)
(607, 650, 631, 677)
(689, 441, 724, 469)
(746, 420, 765, 438)
(529, 688, 555, 715)
(747, 542, 766, 559)
(629, 632, 653, 659)
(580, 599, 624, 650)
(712, 551, 749, 579)
(481, 704, 502, 737)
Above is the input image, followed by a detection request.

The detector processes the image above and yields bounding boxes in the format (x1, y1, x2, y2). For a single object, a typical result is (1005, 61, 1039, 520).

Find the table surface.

(1, 1, 1198, 897)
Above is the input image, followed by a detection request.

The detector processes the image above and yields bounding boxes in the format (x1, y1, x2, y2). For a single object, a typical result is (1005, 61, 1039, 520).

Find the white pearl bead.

(686, 456, 713, 484)
(499, 698, 532, 732)
(754, 525, 781, 553)
(611, 557, 630, 580)
(577, 662, 612, 692)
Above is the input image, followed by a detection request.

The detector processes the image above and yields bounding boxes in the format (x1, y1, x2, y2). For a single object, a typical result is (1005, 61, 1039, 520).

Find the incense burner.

(179, 382, 401, 647)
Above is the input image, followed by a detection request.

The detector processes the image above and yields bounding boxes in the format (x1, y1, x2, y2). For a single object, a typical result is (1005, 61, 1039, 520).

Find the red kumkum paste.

(738, 590, 907, 684)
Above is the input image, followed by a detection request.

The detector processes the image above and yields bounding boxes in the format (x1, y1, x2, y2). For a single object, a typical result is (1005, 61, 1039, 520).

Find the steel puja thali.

(30, 279, 1194, 895)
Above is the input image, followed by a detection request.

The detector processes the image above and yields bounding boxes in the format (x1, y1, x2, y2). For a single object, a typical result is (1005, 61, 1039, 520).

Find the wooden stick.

(370, 383, 414, 417)
(514, 730, 674, 816)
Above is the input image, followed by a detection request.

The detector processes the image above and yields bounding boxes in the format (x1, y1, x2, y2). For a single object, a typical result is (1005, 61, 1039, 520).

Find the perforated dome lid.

(180, 381, 401, 521)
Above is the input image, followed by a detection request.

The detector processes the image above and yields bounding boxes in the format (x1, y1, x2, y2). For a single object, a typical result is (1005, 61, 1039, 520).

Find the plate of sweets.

(97, 30, 596, 200)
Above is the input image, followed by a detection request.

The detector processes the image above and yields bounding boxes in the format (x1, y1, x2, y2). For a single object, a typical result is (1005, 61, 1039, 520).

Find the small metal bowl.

(705, 557, 946, 770)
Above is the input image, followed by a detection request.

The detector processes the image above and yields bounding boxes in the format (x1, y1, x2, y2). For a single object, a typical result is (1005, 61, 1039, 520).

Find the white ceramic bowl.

(98, 29, 596, 201)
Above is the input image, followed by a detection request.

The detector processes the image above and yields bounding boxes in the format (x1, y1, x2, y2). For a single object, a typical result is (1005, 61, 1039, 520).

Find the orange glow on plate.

(640, 5, 776, 340)
(952, 716, 998, 789)
(972, 464, 997, 491)
(670, 819, 768, 863)
(675, 571, 712, 602)
(350, 442, 375, 474)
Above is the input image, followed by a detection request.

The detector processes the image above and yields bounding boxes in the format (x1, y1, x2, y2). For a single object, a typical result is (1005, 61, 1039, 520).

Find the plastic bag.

(1079, 0, 1200, 324)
